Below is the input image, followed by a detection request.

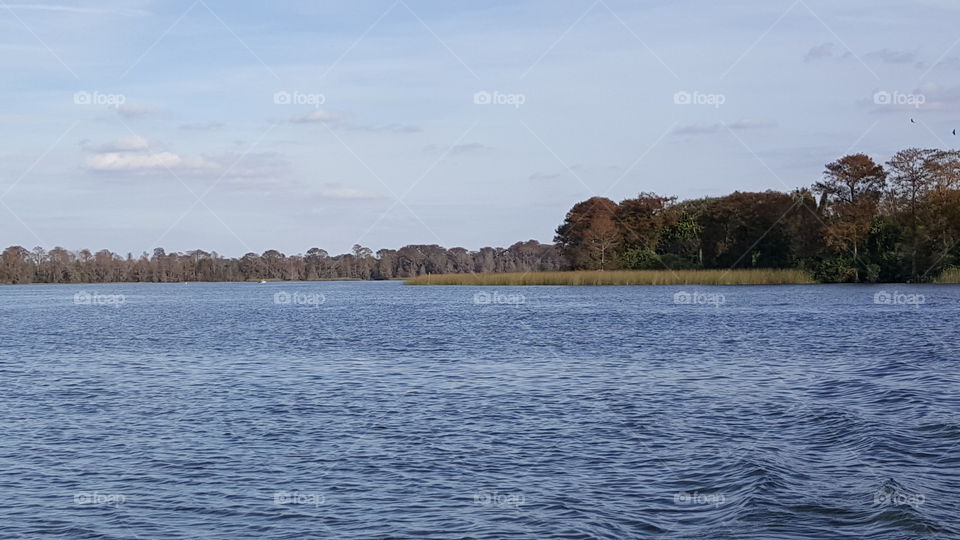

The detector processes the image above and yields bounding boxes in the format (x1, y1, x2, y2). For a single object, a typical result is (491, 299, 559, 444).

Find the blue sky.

(1, 0, 958, 256)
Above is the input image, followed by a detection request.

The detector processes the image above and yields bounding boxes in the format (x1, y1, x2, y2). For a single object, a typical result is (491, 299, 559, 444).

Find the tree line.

(0, 241, 563, 284)
(555, 148, 960, 282)
(3, 147, 960, 284)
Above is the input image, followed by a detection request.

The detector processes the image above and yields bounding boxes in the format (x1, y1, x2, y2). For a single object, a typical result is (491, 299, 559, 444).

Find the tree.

(928, 150, 960, 190)
(583, 210, 619, 270)
(0, 246, 32, 283)
(239, 252, 264, 280)
(815, 153, 887, 205)
(814, 154, 887, 281)
(614, 193, 675, 269)
(352, 244, 373, 259)
(554, 196, 619, 269)
(886, 148, 936, 279)
(658, 199, 709, 268)
(305, 248, 329, 279)
(6, 145, 960, 285)
(921, 187, 960, 278)
(697, 191, 797, 269)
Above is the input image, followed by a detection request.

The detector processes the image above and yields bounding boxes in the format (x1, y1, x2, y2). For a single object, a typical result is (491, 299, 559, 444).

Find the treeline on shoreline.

(556, 148, 960, 283)
(2, 147, 960, 285)
(0, 242, 563, 284)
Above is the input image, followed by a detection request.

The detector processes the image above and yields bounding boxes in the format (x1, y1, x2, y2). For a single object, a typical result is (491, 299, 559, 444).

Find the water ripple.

(0, 282, 958, 538)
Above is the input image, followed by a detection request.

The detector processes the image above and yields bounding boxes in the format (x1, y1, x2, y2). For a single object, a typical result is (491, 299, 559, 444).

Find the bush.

(618, 248, 661, 270)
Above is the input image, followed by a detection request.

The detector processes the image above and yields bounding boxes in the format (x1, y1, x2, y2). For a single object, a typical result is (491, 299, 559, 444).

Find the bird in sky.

(911, 118, 916, 123)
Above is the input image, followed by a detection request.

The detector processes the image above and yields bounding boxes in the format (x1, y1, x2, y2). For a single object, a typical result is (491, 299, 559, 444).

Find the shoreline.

(406, 269, 815, 286)
(2, 270, 959, 287)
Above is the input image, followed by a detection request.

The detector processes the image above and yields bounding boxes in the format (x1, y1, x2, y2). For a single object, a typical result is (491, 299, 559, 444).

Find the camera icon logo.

(473, 91, 492, 105)
(273, 91, 292, 105)
(873, 91, 891, 105)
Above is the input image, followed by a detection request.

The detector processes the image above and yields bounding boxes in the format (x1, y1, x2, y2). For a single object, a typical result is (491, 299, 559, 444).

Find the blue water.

(1, 282, 958, 538)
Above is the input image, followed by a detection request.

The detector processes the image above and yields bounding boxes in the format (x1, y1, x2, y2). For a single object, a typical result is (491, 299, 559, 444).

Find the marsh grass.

(405, 269, 814, 286)
(936, 267, 960, 283)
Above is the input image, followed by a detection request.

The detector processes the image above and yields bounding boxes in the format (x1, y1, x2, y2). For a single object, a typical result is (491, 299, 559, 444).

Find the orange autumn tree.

(813, 153, 887, 281)
(554, 196, 620, 270)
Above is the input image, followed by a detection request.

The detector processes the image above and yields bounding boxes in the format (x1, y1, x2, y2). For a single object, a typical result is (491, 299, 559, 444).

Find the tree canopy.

(4, 147, 960, 284)
(554, 148, 960, 282)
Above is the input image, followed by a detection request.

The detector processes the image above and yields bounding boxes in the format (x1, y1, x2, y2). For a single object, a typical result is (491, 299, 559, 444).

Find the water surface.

(1, 282, 958, 538)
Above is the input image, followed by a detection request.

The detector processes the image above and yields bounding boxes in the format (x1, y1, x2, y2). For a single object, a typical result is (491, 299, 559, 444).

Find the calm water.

(1, 282, 958, 539)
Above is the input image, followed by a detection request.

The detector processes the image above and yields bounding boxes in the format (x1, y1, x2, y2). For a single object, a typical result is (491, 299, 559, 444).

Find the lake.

(1, 282, 957, 538)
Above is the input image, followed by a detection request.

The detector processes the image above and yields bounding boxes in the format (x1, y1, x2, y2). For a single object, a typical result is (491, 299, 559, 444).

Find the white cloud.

(728, 119, 777, 130)
(313, 183, 384, 200)
(290, 109, 340, 124)
(805, 42, 835, 62)
(289, 109, 420, 133)
(528, 171, 563, 181)
(423, 142, 490, 155)
(866, 48, 917, 64)
(215, 152, 291, 180)
(674, 120, 777, 135)
(349, 123, 421, 134)
(82, 135, 149, 153)
(2, 4, 150, 16)
(179, 122, 224, 131)
(85, 151, 219, 172)
(86, 152, 182, 171)
(114, 103, 158, 118)
(915, 56, 960, 71)
(83, 134, 221, 172)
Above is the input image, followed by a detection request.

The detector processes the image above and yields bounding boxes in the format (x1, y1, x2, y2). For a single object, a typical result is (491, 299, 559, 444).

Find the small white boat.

(259, 280, 267, 284)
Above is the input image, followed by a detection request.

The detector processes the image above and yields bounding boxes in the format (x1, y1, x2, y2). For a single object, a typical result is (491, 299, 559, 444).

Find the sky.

(1, 0, 958, 257)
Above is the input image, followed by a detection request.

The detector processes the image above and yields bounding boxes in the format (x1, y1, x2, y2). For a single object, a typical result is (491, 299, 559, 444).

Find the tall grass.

(405, 269, 814, 286)
(936, 267, 960, 283)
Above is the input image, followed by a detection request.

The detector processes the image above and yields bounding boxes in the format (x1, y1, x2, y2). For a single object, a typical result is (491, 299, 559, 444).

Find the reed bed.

(936, 267, 960, 283)
(405, 269, 814, 286)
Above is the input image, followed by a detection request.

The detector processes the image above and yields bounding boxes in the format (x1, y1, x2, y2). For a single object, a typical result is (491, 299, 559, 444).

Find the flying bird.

(953, 129, 957, 136)
(911, 118, 916, 123)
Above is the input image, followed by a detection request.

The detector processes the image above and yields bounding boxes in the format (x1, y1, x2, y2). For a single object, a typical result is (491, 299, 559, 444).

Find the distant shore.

(405, 269, 815, 286)
(3, 268, 959, 287)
